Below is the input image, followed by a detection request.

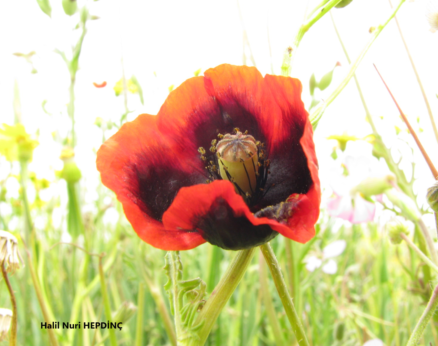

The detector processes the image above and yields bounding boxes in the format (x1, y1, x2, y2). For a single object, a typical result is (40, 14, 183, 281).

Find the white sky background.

(1, 0, 438, 228)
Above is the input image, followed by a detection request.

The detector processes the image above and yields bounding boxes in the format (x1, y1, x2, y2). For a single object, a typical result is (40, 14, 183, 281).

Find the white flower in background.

(0, 308, 12, 341)
(426, 0, 438, 32)
(0, 230, 23, 274)
(305, 240, 346, 274)
(363, 339, 384, 346)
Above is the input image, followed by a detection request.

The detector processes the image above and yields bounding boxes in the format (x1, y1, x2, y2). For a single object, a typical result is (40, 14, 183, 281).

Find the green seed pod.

(62, 0, 77, 16)
(61, 161, 82, 183)
(427, 181, 438, 213)
(335, 0, 354, 8)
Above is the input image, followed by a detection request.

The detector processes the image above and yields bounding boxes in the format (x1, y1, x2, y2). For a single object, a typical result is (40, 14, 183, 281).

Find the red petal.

(96, 114, 206, 250)
(162, 180, 293, 250)
(93, 81, 107, 88)
(156, 76, 222, 155)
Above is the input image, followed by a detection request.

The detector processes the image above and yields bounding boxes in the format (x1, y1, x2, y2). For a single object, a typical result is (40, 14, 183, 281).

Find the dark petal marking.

(195, 198, 278, 250)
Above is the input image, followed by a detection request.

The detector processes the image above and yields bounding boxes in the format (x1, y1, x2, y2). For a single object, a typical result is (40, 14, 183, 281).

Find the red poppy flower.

(96, 64, 321, 251)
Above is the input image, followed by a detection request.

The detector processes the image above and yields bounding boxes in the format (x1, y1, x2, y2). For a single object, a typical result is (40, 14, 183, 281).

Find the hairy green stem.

(2, 263, 17, 346)
(188, 248, 256, 346)
(260, 243, 309, 346)
(311, 0, 406, 127)
(400, 233, 438, 274)
(98, 256, 118, 346)
(259, 253, 286, 346)
(407, 284, 438, 345)
(417, 219, 438, 267)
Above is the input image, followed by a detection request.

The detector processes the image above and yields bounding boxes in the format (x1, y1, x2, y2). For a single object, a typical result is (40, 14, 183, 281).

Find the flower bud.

(0, 231, 23, 275)
(62, 0, 78, 16)
(112, 302, 137, 324)
(0, 309, 12, 342)
(60, 148, 81, 183)
(426, 181, 438, 212)
(384, 189, 420, 222)
(217, 131, 258, 196)
(386, 218, 410, 245)
(351, 174, 395, 197)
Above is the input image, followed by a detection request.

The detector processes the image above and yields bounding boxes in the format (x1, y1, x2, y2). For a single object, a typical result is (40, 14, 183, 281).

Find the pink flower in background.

(327, 156, 376, 224)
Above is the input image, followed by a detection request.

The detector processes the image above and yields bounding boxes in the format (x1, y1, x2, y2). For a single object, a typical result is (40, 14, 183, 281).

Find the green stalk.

(187, 248, 256, 346)
(400, 233, 438, 274)
(407, 284, 438, 345)
(68, 80, 76, 147)
(416, 219, 438, 266)
(98, 256, 118, 346)
(206, 245, 222, 292)
(67, 248, 117, 344)
(19, 160, 32, 244)
(143, 272, 177, 345)
(293, 0, 343, 51)
(259, 253, 285, 346)
(135, 283, 145, 346)
(25, 249, 59, 346)
(284, 239, 296, 301)
(311, 0, 406, 127)
(2, 264, 17, 346)
(260, 243, 309, 346)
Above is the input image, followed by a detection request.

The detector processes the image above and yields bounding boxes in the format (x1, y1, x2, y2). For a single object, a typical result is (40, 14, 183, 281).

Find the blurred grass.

(1, 181, 437, 345)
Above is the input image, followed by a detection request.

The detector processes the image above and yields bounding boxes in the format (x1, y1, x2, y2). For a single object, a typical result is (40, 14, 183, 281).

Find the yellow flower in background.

(0, 124, 38, 162)
(113, 76, 144, 104)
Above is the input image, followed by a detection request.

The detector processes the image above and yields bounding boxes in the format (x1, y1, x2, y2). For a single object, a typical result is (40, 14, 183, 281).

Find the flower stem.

(259, 253, 286, 346)
(406, 284, 438, 345)
(310, 0, 406, 127)
(388, 0, 438, 145)
(293, 0, 343, 51)
(142, 271, 176, 346)
(25, 248, 59, 346)
(135, 282, 145, 346)
(417, 219, 438, 266)
(260, 243, 309, 346)
(98, 255, 118, 346)
(400, 233, 438, 274)
(188, 248, 256, 346)
(2, 263, 17, 346)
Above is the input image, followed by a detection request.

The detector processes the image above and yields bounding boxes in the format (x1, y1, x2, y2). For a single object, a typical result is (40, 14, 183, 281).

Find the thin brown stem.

(388, 0, 438, 144)
(2, 264, 17, 346)
(374, 64, 438, 179)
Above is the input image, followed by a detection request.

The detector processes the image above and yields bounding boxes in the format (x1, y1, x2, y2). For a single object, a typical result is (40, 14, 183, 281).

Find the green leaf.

(318, 62, 341, 91)
(36, 0, 52, 17)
